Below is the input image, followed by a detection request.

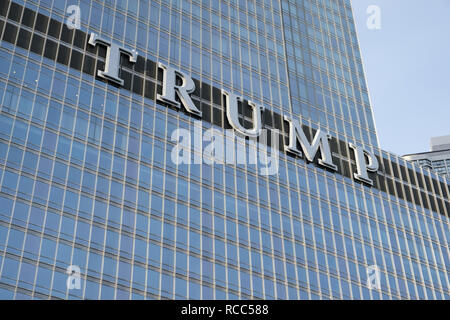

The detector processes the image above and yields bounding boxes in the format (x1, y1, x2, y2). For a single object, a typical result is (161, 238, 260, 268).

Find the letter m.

(284, 115, 337, 171)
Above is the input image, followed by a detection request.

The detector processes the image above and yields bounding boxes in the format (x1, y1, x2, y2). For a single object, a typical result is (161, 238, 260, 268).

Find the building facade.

(0, 0, 448, 300)
(403, 135, 450, 179)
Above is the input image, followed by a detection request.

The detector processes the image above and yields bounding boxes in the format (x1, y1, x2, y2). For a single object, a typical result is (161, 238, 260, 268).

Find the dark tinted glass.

(17, 28, 31, 49)
(21, 7, 36, 28)
(30, 34, 44, 55)
(35, 13, 49, 33)
(48, 19, 62, 39)
(0, 0, 9, 17)
(3, 23, 18, 43)
(44, 38, 57, 60)
(70, 50, 83, 70)
(8, 2, 22, 22)
(57, 44, 70, 65)
(73, 29, 86, 49)
(60, 24, 73, 44)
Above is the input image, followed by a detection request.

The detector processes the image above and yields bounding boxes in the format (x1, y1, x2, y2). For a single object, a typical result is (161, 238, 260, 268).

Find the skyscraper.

(0, 0, 448, 300)
(403, 135, 450, 179)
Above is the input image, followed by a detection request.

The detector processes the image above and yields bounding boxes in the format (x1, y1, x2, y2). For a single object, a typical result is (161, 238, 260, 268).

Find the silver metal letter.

(284, 116, 337, 171)
(88, 33, 138, 86)
(349, 143, 379, 185)
(157, 63, 202, 117)
(223, 90, 262, 138)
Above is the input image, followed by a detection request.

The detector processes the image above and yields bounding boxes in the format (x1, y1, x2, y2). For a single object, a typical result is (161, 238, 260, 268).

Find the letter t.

(88, 33, 138, 86)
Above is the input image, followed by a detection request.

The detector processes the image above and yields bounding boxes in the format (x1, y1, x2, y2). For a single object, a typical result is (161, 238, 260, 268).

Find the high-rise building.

(403, 135, 450, 179)
(0, 0, 448, 300)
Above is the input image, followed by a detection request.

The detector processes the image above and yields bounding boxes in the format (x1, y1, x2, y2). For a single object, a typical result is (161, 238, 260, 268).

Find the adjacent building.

(0, 0, 448, 300)
(403, 135, 450, 179)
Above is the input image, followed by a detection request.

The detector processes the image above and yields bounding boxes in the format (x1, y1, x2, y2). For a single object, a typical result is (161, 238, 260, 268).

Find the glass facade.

(417, 159, 450, 179)
(431, 160, 450, 178)
(0, 0, 448, 300)
(281, 0, 378, 148)
(404, 152, 450, 180)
